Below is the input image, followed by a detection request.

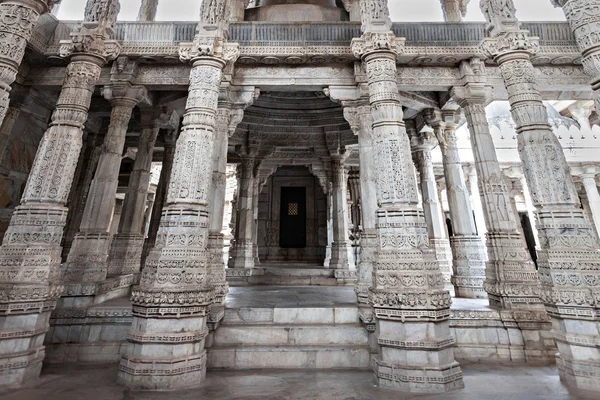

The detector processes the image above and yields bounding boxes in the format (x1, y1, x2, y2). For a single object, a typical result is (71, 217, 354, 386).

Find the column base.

(557, 355, 600, 393)
(430, 238, 454, 296)
(107, 233, 145, 277)
(0, 349, 44, 388)
(118, 309, 210, 391)
(59, 274, 135, 309)
(0, 308, 54, 388)
(450, 235, 487, 299)
(208, 233, 228, 305)
(373, 357, 464, 393)
(329, 241, 352, 270)
(553, 317, 600, 393)
(228, 240, 254, 269)
(334, 269, 357, 285)
(62, 232, 112, 282)
(118, 350, 207, 391)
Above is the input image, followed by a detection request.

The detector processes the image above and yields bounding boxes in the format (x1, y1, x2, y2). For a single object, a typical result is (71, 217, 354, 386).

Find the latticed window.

(288, 203, 299, 216)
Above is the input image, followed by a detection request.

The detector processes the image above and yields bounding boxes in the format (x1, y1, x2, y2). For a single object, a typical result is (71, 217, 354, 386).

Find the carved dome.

(245, 0, 348, 22)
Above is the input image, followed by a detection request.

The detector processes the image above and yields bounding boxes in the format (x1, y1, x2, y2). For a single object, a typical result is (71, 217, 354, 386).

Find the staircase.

(208, 303, 371, 370)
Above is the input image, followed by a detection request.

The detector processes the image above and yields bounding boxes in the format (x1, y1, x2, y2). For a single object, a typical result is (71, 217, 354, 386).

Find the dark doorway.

(280, 187, 307, 248)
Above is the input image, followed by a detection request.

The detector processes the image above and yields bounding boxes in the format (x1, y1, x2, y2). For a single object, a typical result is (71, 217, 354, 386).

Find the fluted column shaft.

(432, 120, 487, 299)
(352, 22, 463, 390)
(553, 0, 600, 113)
(0, 0, 49, 126)
(482, 0, 600, 390)
(229, 156, 255, 269)
(106, 115, 159, 278)
(119, 56, 226, 390)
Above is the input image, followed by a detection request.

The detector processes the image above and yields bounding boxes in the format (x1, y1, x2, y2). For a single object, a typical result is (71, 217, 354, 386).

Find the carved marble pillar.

(425, 109, 487, 299)
(0, 0, 50, 127)
(0, 0, 120, 386)
(229, 155, 256, 269)
(552, 0, 600, 113)
(137, 0, 158, 21)
(481, 0, 600, 390)
(451, 60, 544, 312)
(440, 0, 469, 22)
(208, 104, 245, 306)
(329, 158, 353, 275)
(62, 83, 149, 302)
(141, 129, 177, 267)
(352, 14, 463, 391)
(409, 125, 454, 296)
(106, 110, 168, 279)
(118, 17, 238, 385)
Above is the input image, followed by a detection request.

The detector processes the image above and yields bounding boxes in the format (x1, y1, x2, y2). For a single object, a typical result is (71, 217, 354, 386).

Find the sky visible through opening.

(57, 0, 566, 22)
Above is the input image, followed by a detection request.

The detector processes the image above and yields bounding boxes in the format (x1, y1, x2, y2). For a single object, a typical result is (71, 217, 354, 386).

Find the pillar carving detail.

(0, 0, 50, 127)
(118, 1, 239, 388)
(0, 0, 119, 387)
(351, 18, 464, 391)
(552, 0, 600, 113)
(62, 61, 150, 294)
(208, 88, 255, 308)
(481, 0, 600, 391)
(342, 101, 377, 304)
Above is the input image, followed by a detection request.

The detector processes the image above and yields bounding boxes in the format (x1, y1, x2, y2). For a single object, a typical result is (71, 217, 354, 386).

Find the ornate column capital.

(178, 0, 239, 64)
(451, 58, 493, 106)
(2, 0, 50, 14)
(59, 0, 121, 65)
(351, 31, 405, 61)
(479, 0, 539, 62)
(102, 83, 150, 108)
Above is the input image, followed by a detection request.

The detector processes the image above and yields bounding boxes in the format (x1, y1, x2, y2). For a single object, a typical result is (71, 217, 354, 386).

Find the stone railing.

(37, 19, 576, 49)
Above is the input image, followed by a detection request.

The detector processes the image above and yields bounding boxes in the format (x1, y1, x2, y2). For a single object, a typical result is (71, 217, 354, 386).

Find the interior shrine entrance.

(257, 166, 327, 265)
(279, 186, 307, 249)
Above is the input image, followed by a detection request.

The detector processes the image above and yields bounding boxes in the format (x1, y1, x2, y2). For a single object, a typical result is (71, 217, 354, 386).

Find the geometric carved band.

(374, 308, 451, 322)
(377, 336, 456, 350)
(118, 351, 206, 376)
(127, 328, 209, 344)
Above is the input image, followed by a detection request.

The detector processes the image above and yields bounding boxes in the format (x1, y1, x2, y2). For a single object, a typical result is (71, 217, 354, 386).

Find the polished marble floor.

(0, 363, 592, 400)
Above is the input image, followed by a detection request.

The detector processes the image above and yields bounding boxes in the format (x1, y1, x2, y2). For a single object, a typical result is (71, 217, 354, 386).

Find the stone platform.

(226, 265, 341, 286)
(43, 286, 555, 367)
(0, 364, 589, 400)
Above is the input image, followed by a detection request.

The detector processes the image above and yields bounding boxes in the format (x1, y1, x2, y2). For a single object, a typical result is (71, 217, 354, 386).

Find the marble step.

(208, 345, 371, 370)
(213, 324, 368, 346)
(228, 267, 339, 286)
(223, 306, 360, 325)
